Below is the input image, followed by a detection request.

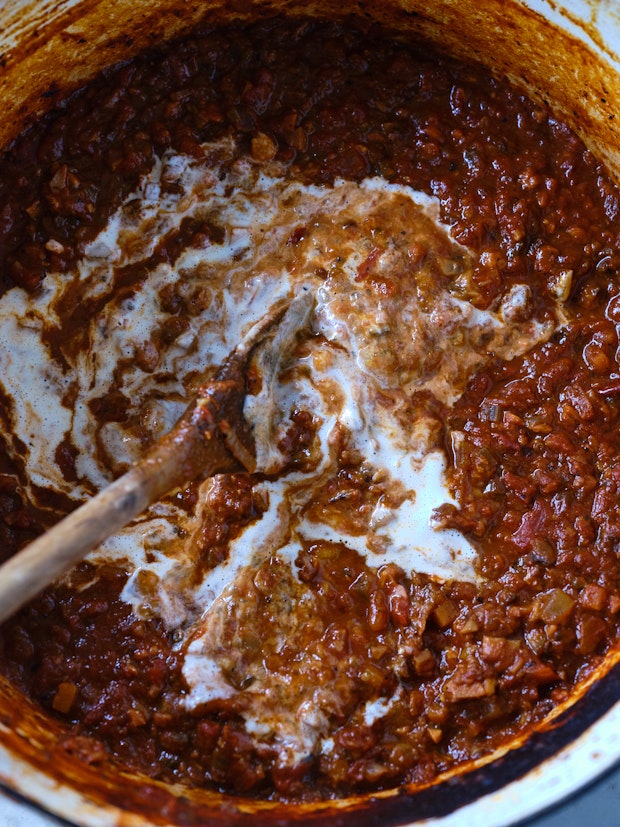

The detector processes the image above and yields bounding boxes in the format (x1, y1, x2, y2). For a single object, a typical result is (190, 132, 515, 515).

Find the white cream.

(0, 280, 74, 496)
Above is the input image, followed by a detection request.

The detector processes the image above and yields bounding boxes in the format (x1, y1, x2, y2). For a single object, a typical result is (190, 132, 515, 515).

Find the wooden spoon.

(0, 291, 314, 624)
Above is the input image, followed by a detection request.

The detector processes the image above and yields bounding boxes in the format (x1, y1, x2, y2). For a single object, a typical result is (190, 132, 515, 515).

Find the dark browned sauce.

(0, 17, 618, 803)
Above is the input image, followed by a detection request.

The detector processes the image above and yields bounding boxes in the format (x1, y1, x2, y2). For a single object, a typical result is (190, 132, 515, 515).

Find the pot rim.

(1, 699, 618, 827)
(0, 2, 619, 825)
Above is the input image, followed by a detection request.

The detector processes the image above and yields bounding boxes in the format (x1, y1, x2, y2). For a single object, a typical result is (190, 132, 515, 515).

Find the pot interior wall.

(1, 0, 620, 178)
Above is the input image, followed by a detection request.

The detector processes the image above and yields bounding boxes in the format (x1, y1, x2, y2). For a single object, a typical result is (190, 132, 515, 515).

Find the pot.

(0, 1, 618, 825)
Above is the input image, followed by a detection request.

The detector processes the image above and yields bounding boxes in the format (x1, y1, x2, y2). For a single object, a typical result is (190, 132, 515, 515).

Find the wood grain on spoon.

(0, 292, 313, 624)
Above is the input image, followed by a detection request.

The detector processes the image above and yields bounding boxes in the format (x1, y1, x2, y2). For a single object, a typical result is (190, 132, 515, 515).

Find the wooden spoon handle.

(0, 367, 241, 624)
(0, 437, 229, 625)
(0, 292, 313, 624)
(0, 465, 154, 624)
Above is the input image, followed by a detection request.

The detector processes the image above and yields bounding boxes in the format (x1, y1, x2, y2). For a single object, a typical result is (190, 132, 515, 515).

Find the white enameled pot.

(0, 1, 618, 825)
